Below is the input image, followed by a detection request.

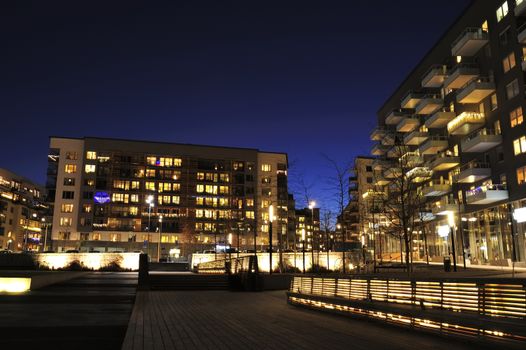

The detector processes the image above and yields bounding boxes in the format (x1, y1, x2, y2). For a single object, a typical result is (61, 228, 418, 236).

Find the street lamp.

(336, 223, 344, 273)
(301, 228, 306, 274)
(308, 201, 316, 269)
(146, 195, 154, 256)
(41, 218, 49, 252)
(157, 215, 163, 262)
(447, 211, 457, 272)
(268, 204, 274, 275)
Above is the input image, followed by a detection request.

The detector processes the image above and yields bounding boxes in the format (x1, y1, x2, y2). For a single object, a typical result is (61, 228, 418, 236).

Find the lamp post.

(447, 211, 457, 272)
(336, 223, 345, 273)
(157, 215, 163, 262)
(301, 228, 306, 274)
(268, 204, 274, 275)
(41, 218, 49, 252)
(308, 201, 316, 269)
(146, 195, 154, 256)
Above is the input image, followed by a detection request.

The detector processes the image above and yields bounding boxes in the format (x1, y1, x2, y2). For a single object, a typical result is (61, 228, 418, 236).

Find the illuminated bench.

(0, 277, 31, 293)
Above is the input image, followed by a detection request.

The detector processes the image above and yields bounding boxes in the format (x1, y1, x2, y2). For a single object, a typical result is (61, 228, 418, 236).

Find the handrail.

(451, 27, 488, 49)
(421, 64, 448, 81)
(459, 160, 490, 172)
(466, 184, 507, 198)
(464, 128, 498, 142)
(458, 76, 493, 92)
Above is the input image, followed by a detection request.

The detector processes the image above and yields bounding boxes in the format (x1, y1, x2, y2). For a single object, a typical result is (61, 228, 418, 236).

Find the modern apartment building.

(0, 168, 49, 251)
(370, 0, 526, 267)
(294, 207, 320, 252)
(46, 137, 288, 259)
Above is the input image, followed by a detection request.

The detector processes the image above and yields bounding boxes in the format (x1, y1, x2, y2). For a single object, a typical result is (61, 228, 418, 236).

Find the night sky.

(2, 0, 470, 211)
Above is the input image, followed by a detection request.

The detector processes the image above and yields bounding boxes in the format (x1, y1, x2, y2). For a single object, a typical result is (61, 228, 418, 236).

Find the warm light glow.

(447, 211, 455, 227)
(308, 200, 316, 209)
(36, 253, 140, 270)
(301, 228, 306, 241)
(438, 225, 450, 237)
(0, 278, 31, 293)
(269, 205, 274, 223)
(447, 111, 485, 134)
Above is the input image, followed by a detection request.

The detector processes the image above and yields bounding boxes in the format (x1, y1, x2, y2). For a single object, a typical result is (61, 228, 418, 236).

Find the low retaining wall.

(35, 252, 140, 270)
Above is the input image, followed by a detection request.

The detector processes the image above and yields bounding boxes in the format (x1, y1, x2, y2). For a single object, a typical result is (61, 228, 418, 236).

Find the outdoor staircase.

(148, 273, 230, 290)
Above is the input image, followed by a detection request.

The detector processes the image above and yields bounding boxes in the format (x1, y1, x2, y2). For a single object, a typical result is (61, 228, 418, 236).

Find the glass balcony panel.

(443, 64, 479, 90)
(461, 129, 502, 153)
(456, 77, 495, 104)
(466, 184, 508, 205)
(451, 27, 489, 56)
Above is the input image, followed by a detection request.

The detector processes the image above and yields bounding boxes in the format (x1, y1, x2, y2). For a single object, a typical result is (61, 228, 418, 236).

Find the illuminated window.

(220, 173, 229, 182)
(82, 204, 92, 213)
(113, 180, 130, 190)
(246, 211, 255, 219)
(64, 164, 77, 174)
(261, 200, 270, 208)
(246, 199, 254, 207)
(196, 197, 204, 206)
(197, 172, 205, 180)
(59, 217, 72, 226)
(204, 223, 215, 231)
(219, 186, 229, 194)
(172, 183, 180, 191)
(131, 181, 140, 189)
(517, 166, 526, 185)
(86, 151, 97, 160)
(481, 20, 488, 33)
(196, 184, 204, 193)
(502, 52, 516, 73)
(146, 169, 156, 177)
(496, 1, 508, 22)
(112, 193, 129, 203)
(92, 233, 101, 241)
(195, 223, 203, 230)
(130, 194, 139, 203)
(219, 198, 229, 207)
(61, 204, 74, 213)
(160, 157, 173, 167)
(513, 136, 526, 155)
(85, 179, 95, 186)
(158, 182, 171, 193)
(196, 209, 204, 218)
(205, 185, 217, 194)
(129, 207, 138, 215)
(261, 164, 271, 172)
(510, 106, 523, 127)
(172, 196, 180, 204)
(110, 233, 121, 242)
(206, 173, 217, 182)
(233, 162, 244, 171)
(84, 164, 96, 173)
(506, 79, 520, 100)
(146, 157, 157, 165)
(173, 158, 182, 167)
(204, 210, 215, 219)
(205, 197, 217, 207)
(495, 120, 501, 135)
(145, 182, 155, 191)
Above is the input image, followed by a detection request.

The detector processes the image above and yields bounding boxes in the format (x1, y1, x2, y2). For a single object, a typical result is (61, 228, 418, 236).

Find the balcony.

(516, 0, 526, 16)
(519, 23, 526, 44)
(456, 77, 495, 104)
(387, 145, 406, 159)
(443, 64, 479, 90)
(381, 132, 397, 146)
(451, 27, 489, 56)
(374, 174, 390, 186)
(429, 153, 460, 171)
(372, 158, 390, 171)
(384, 167, 402, 179)
(401, 91, 425, 109)
(447, 111, 485, 135)
(406, 167, 432, 183)
(370, 127, 386, 141)
(422, 182, 452, 197)
(461, 129, 502, 153)
(371, 143, 387, 156)
(432, 197, 463, 216)
(385, 109, 410, 125)
(401, 151, 423, 167)
(425, 111, 455, 129)
(421, 65, 448, 88)
(414, 95, 443, 115)
(403, 130, 428, 145)
(396, 116, 420, 133)
(418, 136, 448, 155)
(455, 161, 491, 183)
(466, 184, 508, 205)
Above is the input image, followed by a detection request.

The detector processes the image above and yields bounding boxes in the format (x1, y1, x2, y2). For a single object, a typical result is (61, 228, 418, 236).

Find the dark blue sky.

(2, 0, 470, 210)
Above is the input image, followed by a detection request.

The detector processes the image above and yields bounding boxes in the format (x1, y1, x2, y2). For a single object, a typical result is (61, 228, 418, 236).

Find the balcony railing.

(451, 27, 489, 56)
(519, 22, 526, 44)
(516, 0, 526, 16)
(466, 184, 509, 205)
(461, 128, 502, 153)
(455, 161, 491, 183)
(428, 152, 459, 172)
(424, 110, 455, 129)
(418, 135, 449, 155)
(385, 109, 410, 125)
(443, 63, 479, 90)
(456, 77, 495, 104)
(447, 111, 485, 135)
(396, 116, 420, 133)
(401, 91, 425, 109)
(403, 130, 428, 145)
(414, 94, 443, 115)
(421, 65, 448, 88)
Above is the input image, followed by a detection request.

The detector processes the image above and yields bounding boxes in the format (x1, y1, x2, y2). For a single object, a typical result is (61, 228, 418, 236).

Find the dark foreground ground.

(0, 272, 137, 350)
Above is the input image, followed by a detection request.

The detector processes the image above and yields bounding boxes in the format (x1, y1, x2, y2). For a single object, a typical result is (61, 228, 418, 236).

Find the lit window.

(112, 193, 129, 203)
(196, 184, 204, 193)
(129, 207, 138, 215)
(92, 233, 101, 241)
(173, 158, 182, 167)
(146, 169, 156, 177)
(131, 181, 140, 189)
(246, 211, 255, 219)
(59, 217, 72, 227)
(496, 1, 509, 22)
(86, 151, 97, 160)
(110, 234, 121, 242)
(82, 204, 92, 213)
(145, 182, 156, 191)
(84, 164, 96, 173)
(219, 198, 229, 207)
(517, 166, 526, 185)
(160, 157, 173, 167)
(502, 52, 516, 73)
(196, 209, 204, 218)
(261, 164, 271, 172)
(205, 185, 217, 194)
(146, 157, 157, 165)
(220, 173, 229, 182)
(233, 162, 244, 171)
(196, 197, 204, 206)
(196, 172, 205, 180)
(130, 194, 139, 203)
(246, 199, 254, 207)
(113, 180, 130, 190)
(219, 186, 229, 194)
(172, 196, 180, 204)
(64, 164, 76, 174)
(513, 136, 526, 155)
(61, 204, 74, 213)
(510, 106, 523, 127)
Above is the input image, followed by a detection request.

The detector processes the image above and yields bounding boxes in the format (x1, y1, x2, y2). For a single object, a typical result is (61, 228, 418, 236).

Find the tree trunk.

(404, 235, 411, 273)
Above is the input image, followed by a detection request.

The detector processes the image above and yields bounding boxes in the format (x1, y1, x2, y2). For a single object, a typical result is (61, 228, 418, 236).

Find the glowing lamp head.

(159, 215, 163, 222)
(269, 204, 274, 223)
(146, 195, 154, 204)
(301, 228, 306, 241)
(308, 201, 316, 209)
(447, 211, 455, 228)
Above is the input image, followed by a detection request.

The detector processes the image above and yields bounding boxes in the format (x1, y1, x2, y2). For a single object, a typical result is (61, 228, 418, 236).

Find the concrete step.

(148, 274, 229, 290)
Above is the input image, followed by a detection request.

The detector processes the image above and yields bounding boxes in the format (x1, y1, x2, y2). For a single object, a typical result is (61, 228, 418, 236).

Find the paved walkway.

(122, 290, 479, 350)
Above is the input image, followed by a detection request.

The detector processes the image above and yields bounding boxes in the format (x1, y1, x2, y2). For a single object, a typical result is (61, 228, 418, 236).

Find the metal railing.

(290, 275, 526, 319)
(451, 27, 488, 49)
(195, 255, 257, 275)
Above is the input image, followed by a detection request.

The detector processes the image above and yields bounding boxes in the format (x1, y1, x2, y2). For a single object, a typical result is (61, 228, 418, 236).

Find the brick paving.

(122, 290, 478, 350)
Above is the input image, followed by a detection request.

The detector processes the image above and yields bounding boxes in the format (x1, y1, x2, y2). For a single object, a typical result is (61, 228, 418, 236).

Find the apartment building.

(0, 168, 49, 251)
(370, 0, 526, 267)
(294, 207, 320, 252)
(46, 137, 288, 259)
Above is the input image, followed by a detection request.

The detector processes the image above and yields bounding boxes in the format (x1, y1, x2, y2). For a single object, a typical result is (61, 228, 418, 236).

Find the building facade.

(370, 0, 526, 267)
(46, 137, 288, 259)
(0, 168, 49, 251)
